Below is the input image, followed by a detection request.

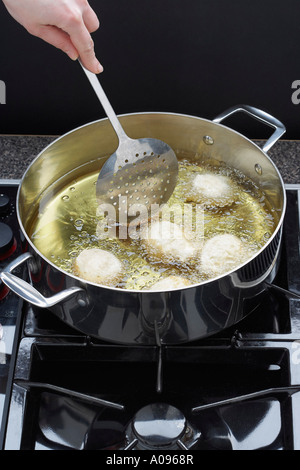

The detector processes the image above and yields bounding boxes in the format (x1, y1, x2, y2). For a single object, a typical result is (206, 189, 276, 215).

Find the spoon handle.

(79, 61, 128, 143)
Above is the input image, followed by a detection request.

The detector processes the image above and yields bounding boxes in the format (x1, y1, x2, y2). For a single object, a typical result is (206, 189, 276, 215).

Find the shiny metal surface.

(80, 63, 178, 223)
(213, 104, 286, 152)
(0, 253, 86, 308)
(1, 106, 287, 344)
(132, 403, 186, 448)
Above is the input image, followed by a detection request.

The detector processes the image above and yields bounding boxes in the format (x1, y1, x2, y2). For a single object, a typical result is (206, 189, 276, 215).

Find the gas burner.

(125, 403, 200, 450)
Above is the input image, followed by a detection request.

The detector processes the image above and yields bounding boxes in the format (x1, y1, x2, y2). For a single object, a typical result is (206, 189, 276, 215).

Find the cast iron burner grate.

(4, 334, 300, 450)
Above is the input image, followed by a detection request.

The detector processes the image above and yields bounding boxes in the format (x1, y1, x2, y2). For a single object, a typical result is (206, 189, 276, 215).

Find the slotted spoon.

(80, 62, 178, 224)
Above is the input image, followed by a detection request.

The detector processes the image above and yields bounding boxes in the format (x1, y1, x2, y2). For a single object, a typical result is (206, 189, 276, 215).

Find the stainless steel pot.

(0, 105, 286, 345)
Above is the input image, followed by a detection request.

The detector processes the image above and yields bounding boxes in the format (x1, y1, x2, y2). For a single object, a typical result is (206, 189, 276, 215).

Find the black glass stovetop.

(0, 181, 300, 451)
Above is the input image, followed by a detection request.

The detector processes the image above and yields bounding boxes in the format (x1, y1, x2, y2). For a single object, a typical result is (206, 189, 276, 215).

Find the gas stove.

(0, 179, 300, 451)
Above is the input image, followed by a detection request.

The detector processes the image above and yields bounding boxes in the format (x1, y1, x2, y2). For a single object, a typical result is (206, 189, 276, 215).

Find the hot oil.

(29, 156, 279, 290)
(173, 160, 277, 247)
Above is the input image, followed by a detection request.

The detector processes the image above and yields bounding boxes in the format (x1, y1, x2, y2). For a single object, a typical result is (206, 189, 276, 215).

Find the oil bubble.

(79, 231, 89, 238)
(74, 219, 84, 230)
(69, 250, 78, 258)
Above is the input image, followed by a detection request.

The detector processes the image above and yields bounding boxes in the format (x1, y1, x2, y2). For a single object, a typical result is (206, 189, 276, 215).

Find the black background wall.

(0, 0, 300, 139)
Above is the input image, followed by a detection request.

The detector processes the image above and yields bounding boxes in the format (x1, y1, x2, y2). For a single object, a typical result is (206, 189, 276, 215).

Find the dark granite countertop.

(0, 135, 299, 184)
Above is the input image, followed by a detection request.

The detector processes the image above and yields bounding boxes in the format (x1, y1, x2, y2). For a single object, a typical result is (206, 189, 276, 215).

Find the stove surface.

(0, 181, 300, 451)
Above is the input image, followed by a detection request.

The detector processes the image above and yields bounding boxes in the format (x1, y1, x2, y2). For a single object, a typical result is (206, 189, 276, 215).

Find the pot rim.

(16, 110, 287, 293)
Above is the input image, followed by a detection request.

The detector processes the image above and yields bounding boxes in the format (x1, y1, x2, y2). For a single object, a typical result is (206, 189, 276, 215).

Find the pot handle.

(213, 104, 286, 152)
(0, 252, 86, 308)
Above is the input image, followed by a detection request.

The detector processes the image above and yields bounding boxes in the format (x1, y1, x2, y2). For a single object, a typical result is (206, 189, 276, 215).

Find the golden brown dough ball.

(186, 173, 236, 206)
(200, 233, 252, 276)
(74, 248, 123, 286)
(142, 220, 200, 264)
(147, 275, 192, 291)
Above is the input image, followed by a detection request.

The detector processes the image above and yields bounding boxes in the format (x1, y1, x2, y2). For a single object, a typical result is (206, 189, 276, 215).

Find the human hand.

(2, 0, 103, 73)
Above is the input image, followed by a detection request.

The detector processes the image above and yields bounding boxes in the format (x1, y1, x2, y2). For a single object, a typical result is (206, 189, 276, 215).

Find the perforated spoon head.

(96, 136, 178, 224)
(79, 61, 178, 224)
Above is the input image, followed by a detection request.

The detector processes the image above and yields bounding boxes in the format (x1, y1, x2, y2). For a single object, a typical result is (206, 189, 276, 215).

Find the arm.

(2, 0, 103, 73)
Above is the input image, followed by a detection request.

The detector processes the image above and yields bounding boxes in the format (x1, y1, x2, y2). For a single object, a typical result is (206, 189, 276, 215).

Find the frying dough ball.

(142, 220, 199, 264)
(74, 248, 123, 286)
(200, 233, 250, 276)
(147, 275, 192, 291)
(186, 173, 235, 206)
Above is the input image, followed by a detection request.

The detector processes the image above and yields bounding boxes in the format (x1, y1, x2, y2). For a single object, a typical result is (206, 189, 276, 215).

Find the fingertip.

(80, 57, 103, 74)
(69, 51, 80, 61)
(95, 61, 104, 74)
